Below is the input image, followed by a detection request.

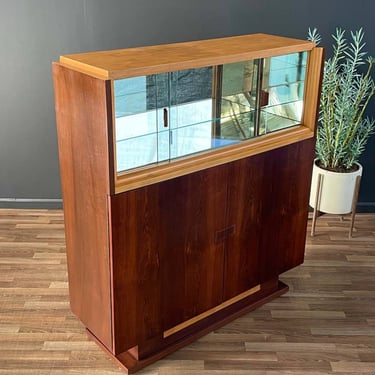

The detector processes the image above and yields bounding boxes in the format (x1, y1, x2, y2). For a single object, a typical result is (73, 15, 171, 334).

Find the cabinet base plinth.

(87, 280, 288, 374)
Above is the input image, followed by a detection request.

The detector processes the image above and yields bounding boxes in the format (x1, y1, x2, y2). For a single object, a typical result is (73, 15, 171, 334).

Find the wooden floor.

(0, 209, 374, 374)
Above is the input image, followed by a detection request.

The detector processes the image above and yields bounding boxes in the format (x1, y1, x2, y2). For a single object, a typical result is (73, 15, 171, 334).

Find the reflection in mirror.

(219, 61, 257, 140)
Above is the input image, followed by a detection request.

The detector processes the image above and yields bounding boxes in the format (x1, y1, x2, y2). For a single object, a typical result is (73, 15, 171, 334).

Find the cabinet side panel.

(52, 63, 113, 350)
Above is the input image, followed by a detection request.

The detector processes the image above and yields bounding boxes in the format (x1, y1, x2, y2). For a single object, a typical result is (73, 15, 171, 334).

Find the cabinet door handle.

(163, 108, 168, 127)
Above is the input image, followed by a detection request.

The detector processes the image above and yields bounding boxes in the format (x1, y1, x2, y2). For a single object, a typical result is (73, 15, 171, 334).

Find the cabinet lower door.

(158, 167, 229, 331)
(259, 139, 314, 281)
(223, 140, 313, 298)
(223, 155, 266, 300)
(110, 166, 227, 353)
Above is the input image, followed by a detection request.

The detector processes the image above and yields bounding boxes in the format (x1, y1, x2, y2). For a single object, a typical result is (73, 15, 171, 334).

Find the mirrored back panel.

(114, 51, 307, 173)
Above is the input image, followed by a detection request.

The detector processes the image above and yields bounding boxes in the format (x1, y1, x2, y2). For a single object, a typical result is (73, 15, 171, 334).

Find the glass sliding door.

(113, 52, 308, 174)
(214, 52, 307, 141)
(217, 60, 258, 143)
(114, 68, 214, 172)
(114, 74, 170, 173)
(260, 52, 307, 134)
(169, 67, 213, 159)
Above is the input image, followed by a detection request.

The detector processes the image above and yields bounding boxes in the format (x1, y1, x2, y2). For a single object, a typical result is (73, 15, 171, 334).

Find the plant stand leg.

(349, 175, 361, 239)
(311, 173, 323, 237)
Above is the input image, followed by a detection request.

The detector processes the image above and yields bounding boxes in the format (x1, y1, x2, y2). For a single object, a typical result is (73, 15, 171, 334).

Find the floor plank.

(0, 209, 374, 374)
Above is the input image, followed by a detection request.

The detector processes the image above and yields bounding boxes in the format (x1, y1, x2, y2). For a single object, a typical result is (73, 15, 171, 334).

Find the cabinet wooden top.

(59, 33, 315, 80)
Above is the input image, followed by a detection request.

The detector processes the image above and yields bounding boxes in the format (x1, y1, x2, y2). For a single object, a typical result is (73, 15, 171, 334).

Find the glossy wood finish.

(52, 64, 114, 350)
(259, 138, 315, 282)
(1, 209, 375, 374)
(59, 34, 315, 79)
(157, 171, 227, 331)
(108, 140, 313, 365)
(163, 285, 261, 338)
(223, 154, 266, 300)
(52, 34, 324, 372)
(110, 167, 228, 354)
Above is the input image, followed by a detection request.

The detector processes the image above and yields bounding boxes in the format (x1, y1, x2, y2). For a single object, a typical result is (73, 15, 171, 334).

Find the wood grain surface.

(53, 64, 114, 350)
(59, 34, 315, 80)
(1, 209, 375, 374)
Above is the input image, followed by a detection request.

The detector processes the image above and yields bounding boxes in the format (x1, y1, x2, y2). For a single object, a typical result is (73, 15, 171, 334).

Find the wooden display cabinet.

(52, 33, 323, 373)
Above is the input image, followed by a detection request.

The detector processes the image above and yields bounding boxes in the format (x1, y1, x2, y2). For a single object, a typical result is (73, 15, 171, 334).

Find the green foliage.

(308, 28, 375, 171)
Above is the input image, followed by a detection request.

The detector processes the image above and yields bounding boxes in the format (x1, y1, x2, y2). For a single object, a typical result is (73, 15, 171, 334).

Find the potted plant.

(307, 28, 375, 221)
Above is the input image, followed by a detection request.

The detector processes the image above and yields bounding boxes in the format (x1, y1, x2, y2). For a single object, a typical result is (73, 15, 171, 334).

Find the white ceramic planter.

(309, 160, 362, 215)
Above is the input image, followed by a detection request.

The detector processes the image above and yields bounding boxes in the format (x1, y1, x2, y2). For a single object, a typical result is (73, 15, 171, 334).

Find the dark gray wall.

(0, 0, 374, 209)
